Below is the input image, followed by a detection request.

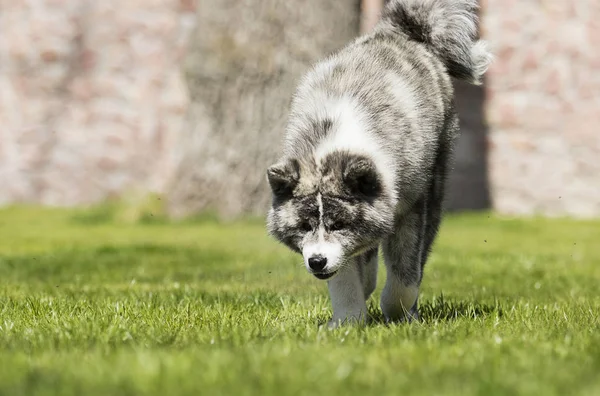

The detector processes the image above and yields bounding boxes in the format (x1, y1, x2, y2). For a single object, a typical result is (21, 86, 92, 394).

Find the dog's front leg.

(327, 260, 368, 328)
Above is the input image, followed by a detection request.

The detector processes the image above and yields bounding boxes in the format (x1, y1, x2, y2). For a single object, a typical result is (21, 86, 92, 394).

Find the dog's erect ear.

(267, 159, 300, 197)
(342, 156, 381, 198)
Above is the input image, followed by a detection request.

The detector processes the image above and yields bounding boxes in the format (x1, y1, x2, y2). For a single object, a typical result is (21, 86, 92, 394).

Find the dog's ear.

(267, 158, 300, 197)
(342, 156, 381, 198)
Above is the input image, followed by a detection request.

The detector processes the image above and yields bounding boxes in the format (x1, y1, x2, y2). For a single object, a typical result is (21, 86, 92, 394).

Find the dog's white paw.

(380, 282, 419, 323)
(327, 313, 368, 329)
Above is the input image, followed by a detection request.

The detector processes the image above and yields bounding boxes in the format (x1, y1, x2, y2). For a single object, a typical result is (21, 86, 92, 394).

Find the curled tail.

(379, 0, 492, 84)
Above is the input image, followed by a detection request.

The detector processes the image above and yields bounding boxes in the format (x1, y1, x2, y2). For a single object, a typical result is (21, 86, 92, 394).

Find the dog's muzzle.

(312, 271, 337, 280)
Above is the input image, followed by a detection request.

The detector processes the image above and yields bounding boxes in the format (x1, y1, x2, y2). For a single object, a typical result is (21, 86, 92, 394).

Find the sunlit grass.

(0, 205, 599, 395)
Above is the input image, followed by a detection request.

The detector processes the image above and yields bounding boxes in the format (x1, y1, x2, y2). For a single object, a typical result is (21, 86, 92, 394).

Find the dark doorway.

(445, 78, 491, 211)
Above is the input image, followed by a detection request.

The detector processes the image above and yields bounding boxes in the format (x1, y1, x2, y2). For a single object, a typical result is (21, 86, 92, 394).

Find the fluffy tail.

(379, 0, 492, 84)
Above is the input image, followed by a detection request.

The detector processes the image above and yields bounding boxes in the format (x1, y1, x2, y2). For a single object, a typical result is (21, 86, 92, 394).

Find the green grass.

(1, 205, 599, 396)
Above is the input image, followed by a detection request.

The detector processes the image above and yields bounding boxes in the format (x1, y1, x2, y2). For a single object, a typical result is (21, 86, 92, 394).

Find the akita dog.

(267, 0, 492, 326)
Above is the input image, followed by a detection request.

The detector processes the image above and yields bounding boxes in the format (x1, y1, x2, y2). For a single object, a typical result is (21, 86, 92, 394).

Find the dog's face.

(267, 152, 394, 280)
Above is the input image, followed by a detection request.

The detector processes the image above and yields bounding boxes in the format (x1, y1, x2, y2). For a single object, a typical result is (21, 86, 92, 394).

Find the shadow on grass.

(367, 294, 503, 326)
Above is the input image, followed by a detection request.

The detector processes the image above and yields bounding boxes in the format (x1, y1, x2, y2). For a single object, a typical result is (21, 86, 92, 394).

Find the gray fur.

(379, 0, 492, 84)
(267, 0, 491, 324)
(357, 248, 379, 300)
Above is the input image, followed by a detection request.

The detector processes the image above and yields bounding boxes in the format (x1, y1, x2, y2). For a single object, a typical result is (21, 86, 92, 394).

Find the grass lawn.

(0, 205, 599, 395)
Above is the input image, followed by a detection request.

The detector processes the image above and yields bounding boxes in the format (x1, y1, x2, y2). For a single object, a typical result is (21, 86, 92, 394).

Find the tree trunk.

(168, 0, 360, 218)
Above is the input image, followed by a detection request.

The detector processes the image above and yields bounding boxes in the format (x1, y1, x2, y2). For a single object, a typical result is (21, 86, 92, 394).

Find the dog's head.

(266, 152, 394, 280)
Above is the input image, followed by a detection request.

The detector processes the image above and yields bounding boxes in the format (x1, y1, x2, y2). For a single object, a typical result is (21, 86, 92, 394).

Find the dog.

(266, 0, 491, 327)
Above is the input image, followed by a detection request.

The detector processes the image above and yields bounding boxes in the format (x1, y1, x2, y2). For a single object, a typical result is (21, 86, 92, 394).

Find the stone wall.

(0, 0, 196, 205)
(483, 0, 600, 217)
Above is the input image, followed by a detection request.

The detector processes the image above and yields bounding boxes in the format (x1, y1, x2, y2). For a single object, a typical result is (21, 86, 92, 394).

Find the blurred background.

(1, 0, 598, 219)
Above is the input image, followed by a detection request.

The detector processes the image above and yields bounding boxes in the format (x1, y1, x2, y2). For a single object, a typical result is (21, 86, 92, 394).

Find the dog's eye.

(329, 221, 345, 231)
(299, 221, 313, 232)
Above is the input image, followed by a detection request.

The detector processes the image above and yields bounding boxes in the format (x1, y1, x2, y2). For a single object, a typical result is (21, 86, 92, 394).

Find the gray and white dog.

(266, 0, 491, 326)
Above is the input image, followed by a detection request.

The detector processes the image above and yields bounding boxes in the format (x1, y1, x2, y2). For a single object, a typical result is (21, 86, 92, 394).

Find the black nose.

(308, 255, 327, 272)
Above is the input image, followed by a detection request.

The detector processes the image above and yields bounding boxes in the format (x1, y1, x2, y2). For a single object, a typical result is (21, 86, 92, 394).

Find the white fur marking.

(303, 193, 344, 272)
(309, 95, 397, 201)
(317, 193, 324, 225)
(302, 238, 343, 273)
(314, 96, 376, 158)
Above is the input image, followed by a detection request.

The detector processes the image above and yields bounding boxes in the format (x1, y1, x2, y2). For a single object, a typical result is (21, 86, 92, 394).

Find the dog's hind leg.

(381, 128, 451, 322)
(380, 198, 428, 322)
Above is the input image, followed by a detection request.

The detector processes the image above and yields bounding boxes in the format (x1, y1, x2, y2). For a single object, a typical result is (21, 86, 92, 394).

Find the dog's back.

(284, 0, 491, 204)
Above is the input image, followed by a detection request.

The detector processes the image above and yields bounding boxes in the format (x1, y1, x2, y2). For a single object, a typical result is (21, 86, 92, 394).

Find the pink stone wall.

(483, 0, 600, 217)
(0, 0, 196, 205)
